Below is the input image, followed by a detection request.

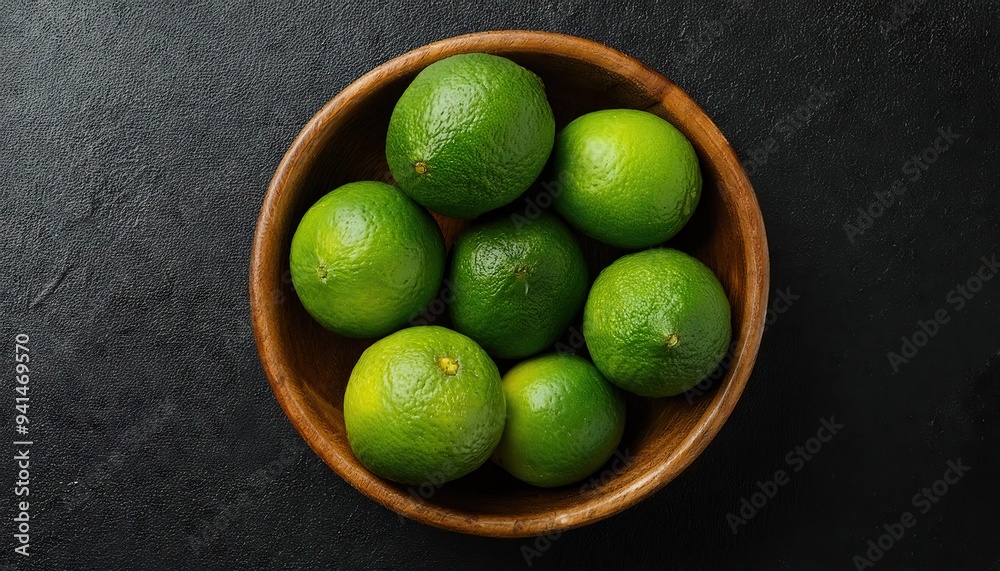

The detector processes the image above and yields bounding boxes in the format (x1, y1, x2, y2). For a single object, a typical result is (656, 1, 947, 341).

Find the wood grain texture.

(249, 30, 769, 538)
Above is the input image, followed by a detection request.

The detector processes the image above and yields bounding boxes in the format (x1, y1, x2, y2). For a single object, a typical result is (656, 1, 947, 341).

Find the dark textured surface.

(2, 1, 999, 569)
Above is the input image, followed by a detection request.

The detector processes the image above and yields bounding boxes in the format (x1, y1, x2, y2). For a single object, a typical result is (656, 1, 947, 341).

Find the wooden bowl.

(250, 30, 769, 538)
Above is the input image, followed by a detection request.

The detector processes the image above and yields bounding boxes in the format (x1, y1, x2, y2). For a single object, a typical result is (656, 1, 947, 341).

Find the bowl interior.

(251, 31, 767, 537)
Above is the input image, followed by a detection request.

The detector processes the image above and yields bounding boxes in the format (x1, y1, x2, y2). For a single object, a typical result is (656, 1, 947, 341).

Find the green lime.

(583, 248, 731, 397)
(386, 53, 555, 219)
(552, 109, 702, 248)
(493, 353, 625, 487)
(448, 213, 588, 359)
(289, 181, 445, 338)
(343, 326, 505, 485)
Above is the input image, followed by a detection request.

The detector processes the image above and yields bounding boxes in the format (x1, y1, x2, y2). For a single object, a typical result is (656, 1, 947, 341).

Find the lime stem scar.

(438, 356, 459, 375)
(665, 333, 679, 347)
(414, 161, 428, 175)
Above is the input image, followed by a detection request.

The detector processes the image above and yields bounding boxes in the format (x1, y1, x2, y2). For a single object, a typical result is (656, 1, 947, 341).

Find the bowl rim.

(249, 29, 770, 538)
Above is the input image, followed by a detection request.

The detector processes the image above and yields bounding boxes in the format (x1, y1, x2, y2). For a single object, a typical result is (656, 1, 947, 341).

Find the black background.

(2, 1, 999, 569)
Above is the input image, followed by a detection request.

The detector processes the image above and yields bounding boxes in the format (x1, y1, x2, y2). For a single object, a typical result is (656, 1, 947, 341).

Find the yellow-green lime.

(343, 326, 505, 485)
(492, 353, 625, 487)
(583, 248, 731, 397)
(552, 109, 702, 248)
(386, 53, 555, 219)
(448, 213, 588, 359)
(289, 181, 445, 338)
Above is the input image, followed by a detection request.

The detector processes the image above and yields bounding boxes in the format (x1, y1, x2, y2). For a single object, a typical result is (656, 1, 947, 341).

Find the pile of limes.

(289, 53, 731, 488)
